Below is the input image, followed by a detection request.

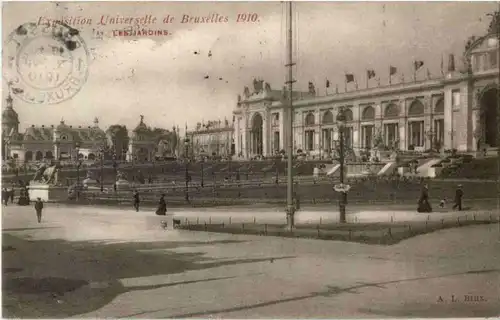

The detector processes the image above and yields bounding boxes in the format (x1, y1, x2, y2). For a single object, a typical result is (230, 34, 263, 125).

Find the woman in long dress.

(155, 194, 167, 216)
(417, 184, 432, 213)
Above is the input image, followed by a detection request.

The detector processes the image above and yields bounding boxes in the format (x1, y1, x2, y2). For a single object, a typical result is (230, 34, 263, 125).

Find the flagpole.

(389, 66, 392, 86)
(344, 75, 347, 92)
(413, 62, 417, 83)
(441, 54, 444, 77)
(285, 1, 295, 229)
(366, 71, 369, 89)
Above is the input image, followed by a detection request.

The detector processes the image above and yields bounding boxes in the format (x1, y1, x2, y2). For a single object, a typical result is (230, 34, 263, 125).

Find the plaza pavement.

(2, 204, 499, 318)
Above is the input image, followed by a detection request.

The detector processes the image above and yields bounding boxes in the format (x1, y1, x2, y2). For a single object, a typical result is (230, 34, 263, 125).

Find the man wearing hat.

(453, 184, 463, 211)
(34, 197, 44, 223)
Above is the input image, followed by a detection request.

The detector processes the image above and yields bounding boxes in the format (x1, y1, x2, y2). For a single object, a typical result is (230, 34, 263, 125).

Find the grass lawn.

(177, 218, 498, 245)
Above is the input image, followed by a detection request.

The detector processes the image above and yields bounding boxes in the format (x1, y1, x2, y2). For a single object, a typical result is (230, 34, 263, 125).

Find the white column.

(314, 129, 320, 153)
(399, 123, 406, 150)
(353, 127, 359, 150)
(235, 117, 240, 156)
(443, 88, 453, 149)
(262, 115, 268, 156)
(242, 128, 248, 158)
(279, 110, 284, 152)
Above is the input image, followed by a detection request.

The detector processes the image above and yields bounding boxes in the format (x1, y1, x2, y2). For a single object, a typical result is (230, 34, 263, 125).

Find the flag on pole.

(345, 73, 355, 92)
(389, 66, 397, 75)
(366, 69, 376, 88)
(389, 66, 397, 85)
(414, 60, 424, 71)
(440, 54, 444, 76)
(413, 60, 424, 82)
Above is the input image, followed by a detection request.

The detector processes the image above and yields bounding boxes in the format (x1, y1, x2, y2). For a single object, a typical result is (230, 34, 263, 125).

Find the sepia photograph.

(2, 0, 500, 318)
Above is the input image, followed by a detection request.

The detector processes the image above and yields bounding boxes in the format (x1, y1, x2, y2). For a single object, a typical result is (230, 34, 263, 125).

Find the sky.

(2, 1, 498, 134)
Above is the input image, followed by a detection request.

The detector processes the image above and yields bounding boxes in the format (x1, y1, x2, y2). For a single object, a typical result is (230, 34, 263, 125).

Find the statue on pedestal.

(31, 163, 61, 186)
(83, 171, 99, 189)
(115, 170, 131, 190)
(243, 87, 250, 98)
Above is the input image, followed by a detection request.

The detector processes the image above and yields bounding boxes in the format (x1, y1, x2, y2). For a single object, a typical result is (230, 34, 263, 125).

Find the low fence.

(176, 211, 500, 245)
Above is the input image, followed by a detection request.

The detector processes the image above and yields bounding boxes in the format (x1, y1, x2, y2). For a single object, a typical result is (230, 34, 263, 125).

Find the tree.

(106, 125, 129, 160)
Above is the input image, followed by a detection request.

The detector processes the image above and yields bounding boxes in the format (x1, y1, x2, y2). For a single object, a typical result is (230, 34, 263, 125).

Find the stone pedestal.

(83, 178, 99, 189)
(28, 183, 66, 202)
(115, 179, 131, 191)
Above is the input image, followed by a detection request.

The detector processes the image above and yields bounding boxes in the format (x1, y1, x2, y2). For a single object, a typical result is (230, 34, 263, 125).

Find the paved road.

(46, 200, 500, 224)
(2, 205, 499, 318)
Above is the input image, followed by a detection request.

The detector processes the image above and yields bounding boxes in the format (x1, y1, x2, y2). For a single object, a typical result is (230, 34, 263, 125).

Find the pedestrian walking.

(34, 197, 43, 223)
(133, 190, 140, 212)
(294, 191, 301, 211)
(2, 188, 7, 206)
(452, 184, 463, 211)
(9, 187, 15, 204)
(417, 184, 432, 213)
(155, 193, 167, 216)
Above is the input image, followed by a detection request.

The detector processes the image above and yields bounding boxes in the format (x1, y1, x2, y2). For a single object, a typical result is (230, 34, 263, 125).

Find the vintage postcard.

(2, 1, 499, 318)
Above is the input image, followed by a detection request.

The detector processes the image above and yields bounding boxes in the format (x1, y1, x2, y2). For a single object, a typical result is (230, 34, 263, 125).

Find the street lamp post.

(184, 137, 190, 203)
(201, 159, 204, 188)
(99, 147, 104, 192)
(336, 108, 347, 223)
(75, 142, 82, 199)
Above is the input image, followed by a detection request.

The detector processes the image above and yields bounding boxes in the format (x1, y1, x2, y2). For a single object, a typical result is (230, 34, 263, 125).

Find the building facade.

(233, 30, 499, 160)
(187, 119, 234, 158)
(1, 100, 178, 164)
(2, 94, 108, 162)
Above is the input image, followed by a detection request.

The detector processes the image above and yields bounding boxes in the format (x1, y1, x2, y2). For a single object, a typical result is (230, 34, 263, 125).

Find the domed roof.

(133, 115, 148, 132)
(2, 96, 19, 125)
(56, 120, 69, 131)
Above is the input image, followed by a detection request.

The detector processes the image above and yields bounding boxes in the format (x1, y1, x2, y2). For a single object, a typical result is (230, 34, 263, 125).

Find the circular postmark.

(3, 21, 89, 104)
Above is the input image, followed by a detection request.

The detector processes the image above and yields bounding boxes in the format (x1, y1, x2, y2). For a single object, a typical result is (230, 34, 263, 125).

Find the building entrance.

(480, 87, 498, 147)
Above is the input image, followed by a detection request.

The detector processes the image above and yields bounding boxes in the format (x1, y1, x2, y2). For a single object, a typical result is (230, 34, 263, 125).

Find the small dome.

(2, 108, 19, 125)
(56, 120, 68, 131)
(133, 115, 148, 132)
(133, 122, 147, 132)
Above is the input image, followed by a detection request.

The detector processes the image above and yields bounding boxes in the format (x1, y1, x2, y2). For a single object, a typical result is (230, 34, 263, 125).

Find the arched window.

(305, 112, 315, 126)
(384, 104, 399, 118)
(88, 153, 96, 160)
(361, 106, 375, 121)
(25, 151, 33, 161)
(408, 100, 425, 117)
(35, 151, 43, 160)
(45, 151, 53, 159)
(322, 110, 334, 124)
(344, 109, 354, 122)
(434, 98, 444, 114)
(252, 113, 263, 129)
